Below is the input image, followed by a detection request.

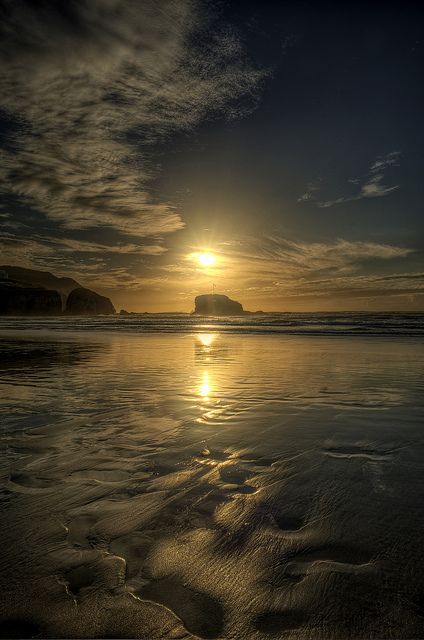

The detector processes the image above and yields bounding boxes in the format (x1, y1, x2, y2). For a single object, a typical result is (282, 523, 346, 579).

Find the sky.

(0, 0, 423, 312)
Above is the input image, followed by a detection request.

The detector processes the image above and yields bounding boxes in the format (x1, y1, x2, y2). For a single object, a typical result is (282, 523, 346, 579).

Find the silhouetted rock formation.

(0, 267, 116, 316)
(0, 266, 80, 309)
(0, 282, 62, 315)
(194, 294, 244, 315)
(65, 287, 115, 315)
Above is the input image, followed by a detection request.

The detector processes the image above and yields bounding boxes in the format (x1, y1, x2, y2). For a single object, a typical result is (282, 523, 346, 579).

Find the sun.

(197, 253, 216, 267)
(188, 250, 217, 268)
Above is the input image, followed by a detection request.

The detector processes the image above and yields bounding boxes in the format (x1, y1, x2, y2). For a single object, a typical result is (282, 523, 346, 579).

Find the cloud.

(359, 176, 399, 198)
(148, 234, 415, 303)
(0, 1, 266, 238)
(145, 233, 421, 311)
(358, 151, 401, 199)
(0, 234, 56, 268)
(369, 151, 401, 173)
(297, 177, 322, 203)
(206, 236, 419, 306)
(297, 193, 313, 202)
(275, 271, 424, 301)
(17, 226, 412, 308)
(57, 237, 167, 256)
(299, 152, 401, 207)
(219, 236, 412, 276)
(0, 228, 169, 292)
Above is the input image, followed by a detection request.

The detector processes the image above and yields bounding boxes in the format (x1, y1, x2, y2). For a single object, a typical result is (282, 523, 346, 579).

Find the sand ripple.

(1, 332, 424, 638)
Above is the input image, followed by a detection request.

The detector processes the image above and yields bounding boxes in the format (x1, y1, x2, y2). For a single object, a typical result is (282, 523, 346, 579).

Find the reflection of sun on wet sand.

(199, 370, 212, 400)
(196, 335, 218, 403)
(197, 333, 216, 347)
(1, 332, 424, 638)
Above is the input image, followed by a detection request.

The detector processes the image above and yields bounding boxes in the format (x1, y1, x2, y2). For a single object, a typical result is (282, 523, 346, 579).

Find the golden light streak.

(188, 251, 217, 268)
(197, 253, 216, 267)
(199, 370, 211, 400)
(197, 333, 216, 347)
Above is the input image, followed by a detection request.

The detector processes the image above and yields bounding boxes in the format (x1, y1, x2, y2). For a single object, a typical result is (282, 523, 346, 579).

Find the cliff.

(0, 266, 80, 308)
(65, 287, 115, 315)
(0, 266, 116, 316)
(194, 294, 244, 316)
(0, 282, 62, 315)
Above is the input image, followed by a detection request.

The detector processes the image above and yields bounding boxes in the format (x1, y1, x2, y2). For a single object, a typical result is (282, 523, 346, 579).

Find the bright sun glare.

(197, 333, 215, 347)
(199, 371, 211, 400)
(197, 252, 216, 267)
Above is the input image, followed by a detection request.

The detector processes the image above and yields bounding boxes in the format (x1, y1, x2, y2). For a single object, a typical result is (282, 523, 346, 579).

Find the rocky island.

(193, 294, 245, 315)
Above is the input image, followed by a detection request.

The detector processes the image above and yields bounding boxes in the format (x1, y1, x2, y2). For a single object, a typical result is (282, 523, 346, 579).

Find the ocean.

(0, 311, 423, 335)
(1, 313, 424, 638)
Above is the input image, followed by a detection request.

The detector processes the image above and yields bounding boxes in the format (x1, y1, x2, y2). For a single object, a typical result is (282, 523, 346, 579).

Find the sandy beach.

(1, 330, 424, 638)
(1, 0, 424, 635)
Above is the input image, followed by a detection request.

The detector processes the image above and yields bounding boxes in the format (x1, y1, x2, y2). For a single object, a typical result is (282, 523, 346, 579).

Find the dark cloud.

(0, 0, 266, 239)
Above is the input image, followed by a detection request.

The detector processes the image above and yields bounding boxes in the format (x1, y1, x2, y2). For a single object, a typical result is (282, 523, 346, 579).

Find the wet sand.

(1, 331, 424, 638)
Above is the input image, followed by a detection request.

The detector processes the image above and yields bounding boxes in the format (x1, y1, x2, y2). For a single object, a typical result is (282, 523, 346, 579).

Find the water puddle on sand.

(1, 331, 424, 638)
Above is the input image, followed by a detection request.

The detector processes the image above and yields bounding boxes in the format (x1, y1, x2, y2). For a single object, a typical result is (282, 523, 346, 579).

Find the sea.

(1, 312, 424, 638)
(0, 311, 423, 336)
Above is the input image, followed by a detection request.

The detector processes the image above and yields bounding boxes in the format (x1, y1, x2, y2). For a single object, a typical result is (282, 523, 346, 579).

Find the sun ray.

(197, 253, 216, 267)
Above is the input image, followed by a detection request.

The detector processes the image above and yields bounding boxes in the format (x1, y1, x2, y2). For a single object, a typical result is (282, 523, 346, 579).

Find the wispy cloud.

(213, 236, 419, 308)
(0, 1, 266, 240)
(298, 152, 401, 208)
(222, 236, 412, 282)
(143, 234, 415, 304)
(17, 227, 412, 308)
(359, 151, 401, 199)
(0, 229, 167, 290)
(369, 151, 401, 173)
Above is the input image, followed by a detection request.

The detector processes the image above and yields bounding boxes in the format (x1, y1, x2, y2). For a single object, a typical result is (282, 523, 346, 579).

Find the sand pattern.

(1, 333, 424, 638)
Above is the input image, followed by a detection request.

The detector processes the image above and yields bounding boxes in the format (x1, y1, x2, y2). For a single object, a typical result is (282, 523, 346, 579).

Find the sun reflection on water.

(195, 335, 218, 402)
(197, 333, 216, 348)
(198, 370, 212, 400)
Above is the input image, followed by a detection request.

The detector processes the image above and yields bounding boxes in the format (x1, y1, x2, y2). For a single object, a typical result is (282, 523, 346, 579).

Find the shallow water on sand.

(1, 331, 424, 638)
